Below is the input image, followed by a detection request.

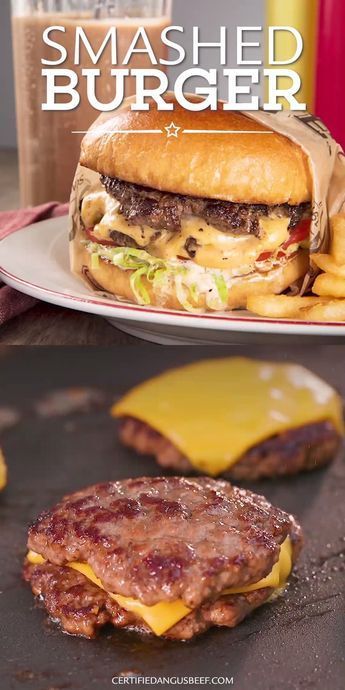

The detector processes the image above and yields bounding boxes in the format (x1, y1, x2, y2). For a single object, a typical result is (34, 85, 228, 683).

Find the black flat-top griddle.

(0, 346, 344, 690)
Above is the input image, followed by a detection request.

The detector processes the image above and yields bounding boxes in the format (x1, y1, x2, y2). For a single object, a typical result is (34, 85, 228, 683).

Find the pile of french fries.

(247, 214, 345, 322)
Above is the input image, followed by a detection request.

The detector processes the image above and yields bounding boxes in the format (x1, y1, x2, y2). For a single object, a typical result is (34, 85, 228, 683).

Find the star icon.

(165, 122, 181, 139)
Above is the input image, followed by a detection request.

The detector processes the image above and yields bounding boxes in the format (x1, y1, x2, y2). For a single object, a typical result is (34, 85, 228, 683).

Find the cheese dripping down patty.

(113, 359, 344, 476)
(80, 191, 298, 272)
(27, 537, 292, 637)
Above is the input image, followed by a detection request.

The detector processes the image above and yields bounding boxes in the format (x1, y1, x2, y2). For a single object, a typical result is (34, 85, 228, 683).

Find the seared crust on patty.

(101, 175, 310, 236)
(23, 561, 119, 638)
(23, 561, 274, 640)
(119, 419, 341, 480)
(27, 477, 302, 609)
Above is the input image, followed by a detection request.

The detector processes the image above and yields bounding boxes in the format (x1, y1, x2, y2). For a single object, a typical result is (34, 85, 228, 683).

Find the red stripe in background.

(315, 0, 345, 150)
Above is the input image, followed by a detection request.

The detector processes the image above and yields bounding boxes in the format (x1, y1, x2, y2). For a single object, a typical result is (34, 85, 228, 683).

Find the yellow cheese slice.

(111, 595, 190, 636)
(68, 562, 191, 637)
(0, 449, 7, 491)
(26, 537, 292, 636)
(113, 358, 344, 476)
(225, 536, 292, 594)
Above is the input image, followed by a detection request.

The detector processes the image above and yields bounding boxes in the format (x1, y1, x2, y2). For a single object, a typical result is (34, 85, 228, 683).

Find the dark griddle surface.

(0, 346, 344, 690)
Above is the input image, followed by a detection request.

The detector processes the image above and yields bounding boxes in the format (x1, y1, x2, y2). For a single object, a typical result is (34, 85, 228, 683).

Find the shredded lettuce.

(91, 253, 100, 270)
(86, 242, 171, 306)
(152, 268, 168, 289)
(86, 242, 165, 272)
(174, 274, 201, 313)
(130, 267, 151, 306)
(85, 241, 230, 313)
(189, 283, 199, 303)
(213, 273, 228, 306)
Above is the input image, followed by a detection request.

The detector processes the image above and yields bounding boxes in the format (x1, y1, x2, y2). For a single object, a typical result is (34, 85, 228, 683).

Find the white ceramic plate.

(1, 217, 345, 344)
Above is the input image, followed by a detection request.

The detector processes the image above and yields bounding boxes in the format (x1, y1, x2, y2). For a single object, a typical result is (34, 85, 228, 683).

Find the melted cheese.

(26, 538, 292, 636)
(113, 358, 344, 476)
(153, 216, 290, 270)
(80, 191, 291, 270)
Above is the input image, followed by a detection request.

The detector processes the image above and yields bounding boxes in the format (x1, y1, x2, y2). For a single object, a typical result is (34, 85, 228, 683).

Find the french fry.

(313, 272, 345, 298)
(247, 294, 327, 319)
(0, 449, 7, 491)
(299, 299, 345, 322)
(330, 214, 345, 265)
(313, 253, 345, 278)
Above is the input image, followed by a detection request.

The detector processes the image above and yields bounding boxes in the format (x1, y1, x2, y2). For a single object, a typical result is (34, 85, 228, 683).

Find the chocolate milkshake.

(11, 3, 170, 206)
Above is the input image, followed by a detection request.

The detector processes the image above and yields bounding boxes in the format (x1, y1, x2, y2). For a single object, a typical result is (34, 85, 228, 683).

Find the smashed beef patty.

(101, 176, 310, 236)
(23, 560, 274, 640)
(119, 420, 341, 480)
(26, 477, 302, 609)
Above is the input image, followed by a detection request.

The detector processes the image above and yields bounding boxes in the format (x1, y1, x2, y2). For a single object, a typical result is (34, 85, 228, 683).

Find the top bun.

(80, 94, 312, 205)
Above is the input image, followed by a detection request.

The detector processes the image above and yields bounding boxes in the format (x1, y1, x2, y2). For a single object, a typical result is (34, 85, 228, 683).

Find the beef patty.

(23, 560, 273, 640)
(101, 175, 310, 237)
(119, 419, 341, 480)
(24, 477, 302, 639)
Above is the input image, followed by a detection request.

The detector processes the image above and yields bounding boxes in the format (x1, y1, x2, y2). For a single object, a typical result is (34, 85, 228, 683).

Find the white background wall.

(0, 0, 264, 148)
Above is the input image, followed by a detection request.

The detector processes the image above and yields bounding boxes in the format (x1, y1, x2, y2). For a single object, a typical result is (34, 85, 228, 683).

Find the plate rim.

(1, 217, 345, 336)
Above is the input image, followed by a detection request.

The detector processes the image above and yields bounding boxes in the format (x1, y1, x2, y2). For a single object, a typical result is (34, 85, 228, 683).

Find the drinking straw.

(315, 0, 345, 149)
(265, 0, 319, 111)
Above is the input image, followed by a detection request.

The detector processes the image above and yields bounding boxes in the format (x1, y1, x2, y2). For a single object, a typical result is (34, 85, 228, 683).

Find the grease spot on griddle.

(34, 388, 110, 418)
(117, 669, 142, 678)
(0, 406, 21, 433)
(14, 668, 74, 689)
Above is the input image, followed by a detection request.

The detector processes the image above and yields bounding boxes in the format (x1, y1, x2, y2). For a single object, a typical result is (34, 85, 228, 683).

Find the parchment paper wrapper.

(69, 164, 108, 295)
(69, 109, 345, 298)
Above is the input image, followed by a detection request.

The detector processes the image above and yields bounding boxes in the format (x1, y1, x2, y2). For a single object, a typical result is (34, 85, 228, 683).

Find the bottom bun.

(81, 248, 309, 312)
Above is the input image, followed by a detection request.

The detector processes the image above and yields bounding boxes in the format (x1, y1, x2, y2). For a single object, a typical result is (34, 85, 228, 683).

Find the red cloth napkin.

(0, 202, 68, 326)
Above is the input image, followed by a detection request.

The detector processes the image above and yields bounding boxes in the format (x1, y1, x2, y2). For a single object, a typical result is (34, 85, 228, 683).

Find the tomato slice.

(257, 218, 311, 263)
(256, 251, 272, 262)
(277, 249, 298, 260)
(85, 228, 116, 246)
(282, 218, 311, 249)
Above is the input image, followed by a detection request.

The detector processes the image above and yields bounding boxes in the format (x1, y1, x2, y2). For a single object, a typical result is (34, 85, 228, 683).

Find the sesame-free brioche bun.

(80, 244, 309, 311)
(80, 94, 312, 206)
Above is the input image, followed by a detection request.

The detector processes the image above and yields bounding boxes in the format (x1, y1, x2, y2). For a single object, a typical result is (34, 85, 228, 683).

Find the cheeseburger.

(72, 95, 312, 311)
(114, 358, 344, 480)
(24, 477, 302, 640)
